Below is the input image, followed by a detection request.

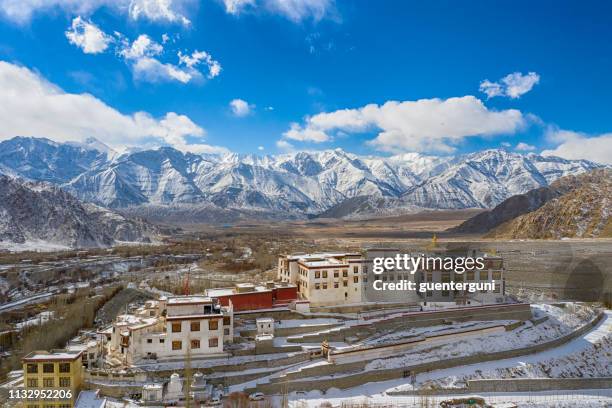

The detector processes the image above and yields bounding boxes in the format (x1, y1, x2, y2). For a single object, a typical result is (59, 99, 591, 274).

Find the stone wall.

(288, 303, 532, 344)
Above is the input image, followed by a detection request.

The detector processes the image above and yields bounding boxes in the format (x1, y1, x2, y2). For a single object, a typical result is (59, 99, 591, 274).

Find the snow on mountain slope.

(399, 150, 599, 209)
(0, 137, 603, 219)
(0, 175, 156, 248)
(0, 136, 111, 183)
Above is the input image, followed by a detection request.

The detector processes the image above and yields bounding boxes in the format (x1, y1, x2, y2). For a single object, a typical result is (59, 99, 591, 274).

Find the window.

(172, 341, 182, 350)
(59, 405, 71, 408)
(147, 339, 153, 344)
(466, 271, 475, 281)
(343, 280, 348, 287)
(191, 321, 200, 331)
(353, 266, 358, 273)
(315, 283, 320, 290)
(209, 338, 219, 348)
(322, 283, 328, 289)
(353, 276, 359, 283)
(334, 270, 339, 278)
(342, 270, 348, 277)
(191, 339, 200, 349)
(223, 316, 231, 326)
(58, 363, 70, 373)
(171, 322, 181, 333)
(334, 282, 339, 288)
(59, 377, 70, 388)
(322, 270, 328, 278)
(27, 405, 39, 408)
(224, 328, 230, 335)
(209, 320, 219, 330)
(43, 363, 54, 373)
(315, 271, 320, 278)
(27, 378, 38, 387)
(27, 364, 38, 374)
(492, 271, 502, 280)
(159, 339, 165, 344)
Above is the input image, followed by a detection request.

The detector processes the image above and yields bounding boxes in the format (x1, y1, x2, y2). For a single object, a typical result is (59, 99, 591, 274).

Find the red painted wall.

(216, 291, 274, 312)
(273, 287, 298, 302)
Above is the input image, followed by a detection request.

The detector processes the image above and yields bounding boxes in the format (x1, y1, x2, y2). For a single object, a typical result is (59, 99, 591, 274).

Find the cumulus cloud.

(0, 0, 192, 25)
(480, 72, 540, 99)
(116, 35, 221, 83)
(129, 0, 190, 25)
(229, 98, 253, 117)
(223, 0, 335, 22)
(0, 60, 226, 154)
(178, 50, 222, 79)
(541, 128, 612, 165)
(65, 16, 112, 54)
(276, 139, 294, 151)
(257, 145, 264, 151)
(515, 142, 536, 151)
(281, 96, 526, 153)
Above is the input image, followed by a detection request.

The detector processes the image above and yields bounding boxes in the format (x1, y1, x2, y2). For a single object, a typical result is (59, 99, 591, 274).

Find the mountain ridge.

(0, 137, 603, 221)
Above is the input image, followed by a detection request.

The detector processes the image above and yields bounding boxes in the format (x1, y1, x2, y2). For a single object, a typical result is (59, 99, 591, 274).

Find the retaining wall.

(246, 311, 604, 395)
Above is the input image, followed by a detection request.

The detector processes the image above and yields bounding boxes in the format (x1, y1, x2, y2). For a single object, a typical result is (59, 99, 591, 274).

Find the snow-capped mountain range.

(0, 136, 602, 220)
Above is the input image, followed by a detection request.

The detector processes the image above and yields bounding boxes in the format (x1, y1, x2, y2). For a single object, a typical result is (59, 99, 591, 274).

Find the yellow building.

(22, 349, 84, 408)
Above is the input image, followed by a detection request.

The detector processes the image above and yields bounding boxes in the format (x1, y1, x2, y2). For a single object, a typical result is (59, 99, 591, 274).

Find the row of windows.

(26, 363, 71, 374)
(422, 271, 503, 281)
(147, 328, 230, 345)
(171, 319, 223, 333)
(26, 377, 71, 388)
(313, 276, 359, 290)
(171, 338, 218, 350)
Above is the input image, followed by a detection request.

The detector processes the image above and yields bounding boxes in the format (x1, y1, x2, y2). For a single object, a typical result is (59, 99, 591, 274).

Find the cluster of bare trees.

(0, 285, 122, 380)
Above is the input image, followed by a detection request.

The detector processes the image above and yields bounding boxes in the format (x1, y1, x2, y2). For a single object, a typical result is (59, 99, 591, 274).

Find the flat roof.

(23, 350, 82, 362)
(284, 252, 362, 261)
(167, 296, 213, 305)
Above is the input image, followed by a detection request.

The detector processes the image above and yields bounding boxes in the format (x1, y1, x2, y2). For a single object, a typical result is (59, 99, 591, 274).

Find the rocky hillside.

(487, 169, 611, 239)
(0, 175, 156, 249)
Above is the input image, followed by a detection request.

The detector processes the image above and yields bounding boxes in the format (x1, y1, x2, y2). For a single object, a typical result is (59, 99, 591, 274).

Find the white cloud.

(223, 0, 255, 14)
(178, 50, 222, 79)
(117, 35, 222, 84)
(515, 142, 536, 151)
(65, 16, 112, 54)
(229, 98, 253, 117)
(118, 34, 163, 60)
(480, 72, 540, 99)
(0, 60, 226, 154)
(257, 145, 264, 151)
(223, 0, 335, 22)
(0, 0, 192, 25)
(276, 139, 294, 151)
(129, 0, 190, 25)
(541, 128, 612, 165)
(281, 96, 526, 153)
(500, 142, 511, 148)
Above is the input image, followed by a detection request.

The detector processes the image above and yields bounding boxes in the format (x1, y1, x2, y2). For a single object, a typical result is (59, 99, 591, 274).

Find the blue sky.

(0, 0, 611, 163)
